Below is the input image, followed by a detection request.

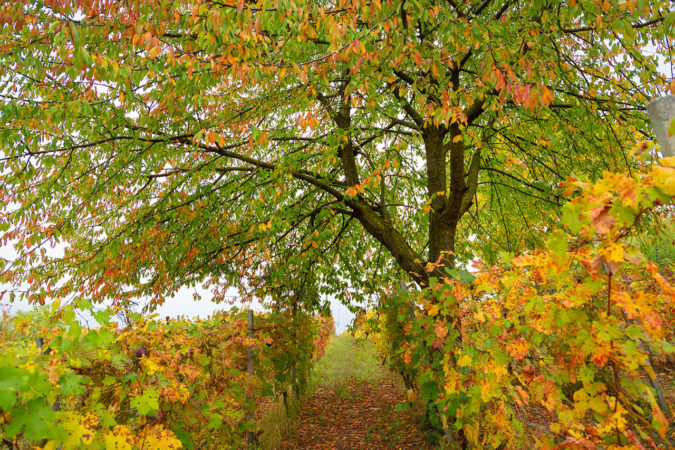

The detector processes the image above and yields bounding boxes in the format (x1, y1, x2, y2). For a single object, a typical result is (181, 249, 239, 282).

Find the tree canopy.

(0, 0, 673, 309)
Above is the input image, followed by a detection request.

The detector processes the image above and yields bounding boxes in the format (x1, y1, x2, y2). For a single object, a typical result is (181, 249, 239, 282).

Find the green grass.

(256, 390, 300, 450)
(309, 333, 387, 390)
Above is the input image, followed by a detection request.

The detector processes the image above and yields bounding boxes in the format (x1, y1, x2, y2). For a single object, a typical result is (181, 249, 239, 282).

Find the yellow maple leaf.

(457, 353, 472, 367)
(102, 425, 134, 450)
(444, 369, 460, 394)
(591, 341, 612, 367)
(60, 412, 99, 448)
(600, 242, 624, 263)
(141, 356, 163, 375)
(651, 165, 675, 195)
(479, 379, 493, 401)
(136, 425, 182, 449)
(598, 402, 628, 435)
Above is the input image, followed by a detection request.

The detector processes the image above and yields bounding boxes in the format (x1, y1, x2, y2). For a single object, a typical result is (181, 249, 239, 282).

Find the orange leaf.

(589, 205, 615, 234)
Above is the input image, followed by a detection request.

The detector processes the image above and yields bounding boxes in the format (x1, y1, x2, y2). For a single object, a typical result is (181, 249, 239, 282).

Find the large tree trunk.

(322, 83, 481, 287)
(424, 125, 452, 268)
(424, 124, 480, 275)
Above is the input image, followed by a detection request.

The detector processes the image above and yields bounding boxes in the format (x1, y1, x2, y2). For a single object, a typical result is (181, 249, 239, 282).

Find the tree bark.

(424, 125, 451, 268)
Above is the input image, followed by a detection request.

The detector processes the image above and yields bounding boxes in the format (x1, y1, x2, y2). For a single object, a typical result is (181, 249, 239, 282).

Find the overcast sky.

(0, 266, 356, 334)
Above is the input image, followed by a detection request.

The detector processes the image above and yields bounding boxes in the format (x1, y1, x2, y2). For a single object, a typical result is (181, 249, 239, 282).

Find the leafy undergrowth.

(281, 334, 433, 449)
(0, 308, 334, 449)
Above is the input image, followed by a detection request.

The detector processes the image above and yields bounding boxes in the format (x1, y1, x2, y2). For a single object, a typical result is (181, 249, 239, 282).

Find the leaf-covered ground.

(281, 334, 434, 449)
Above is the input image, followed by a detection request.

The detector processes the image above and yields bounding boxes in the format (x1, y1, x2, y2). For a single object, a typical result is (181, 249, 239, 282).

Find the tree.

(0, 1, 672, 310)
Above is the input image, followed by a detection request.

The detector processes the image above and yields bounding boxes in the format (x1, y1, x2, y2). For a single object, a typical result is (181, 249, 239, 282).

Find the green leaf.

(394, 401, 413, 411)
(111, 354, 129, 370)
(561, 205, 583, 234)
(207, 412, 224, 430)
(547, 230, 568, 257)
(171, 426, 195, 450)
(0, 387, 17, 411)
(94, 309, 112, 326)
(130, 388, 159, 416)
(420, 380, 439, 404)
(498, 251, 514, 264)
(457, 269, 476, 284)
(59, 373, 87, 397)
(9, 400, 58, 441)
(67, 321, 82, 339)
(578, 365, 595, 385)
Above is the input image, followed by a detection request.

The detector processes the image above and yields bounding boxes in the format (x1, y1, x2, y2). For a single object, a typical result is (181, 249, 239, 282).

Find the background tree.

(0, 0, 672, 311)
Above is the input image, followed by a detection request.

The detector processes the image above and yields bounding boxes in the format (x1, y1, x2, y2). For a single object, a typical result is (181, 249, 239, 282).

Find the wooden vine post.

(291, 297, 298, 399)
(245, 309, 255, 447)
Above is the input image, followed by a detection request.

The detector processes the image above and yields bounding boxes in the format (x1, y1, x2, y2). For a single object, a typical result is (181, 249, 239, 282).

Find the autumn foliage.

(0, 0, 674, 447)
(0, 308, 334, 448)
(356, 157, 675, 447)
(313, 315, 336, 359)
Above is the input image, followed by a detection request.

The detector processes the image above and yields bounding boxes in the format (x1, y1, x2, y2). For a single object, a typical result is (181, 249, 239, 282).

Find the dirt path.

(280, 335, 434, 449)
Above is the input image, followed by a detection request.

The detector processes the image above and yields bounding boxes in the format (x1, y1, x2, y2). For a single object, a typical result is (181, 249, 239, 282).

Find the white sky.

(0, 271, 355, 334)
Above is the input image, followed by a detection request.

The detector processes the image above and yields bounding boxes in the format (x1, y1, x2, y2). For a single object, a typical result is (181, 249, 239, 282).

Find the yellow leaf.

(103, 425, 134, 449)
(149, 46, 161, 59)
(506, 339, 529, 360)
(600, 242, 624, 263)
(434, 322, 448, 338)
(444, 369, 460, 394)
(60, 412, 98, 448)
(298, 67, 308, 83)
(479, 379, 492, 401)
(591, 341, 612, 367)
(141, 357, 163, 375)
(651, 166, 675, 195)
(598, 403, 628, 435)
(457, 353, 472, 367)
